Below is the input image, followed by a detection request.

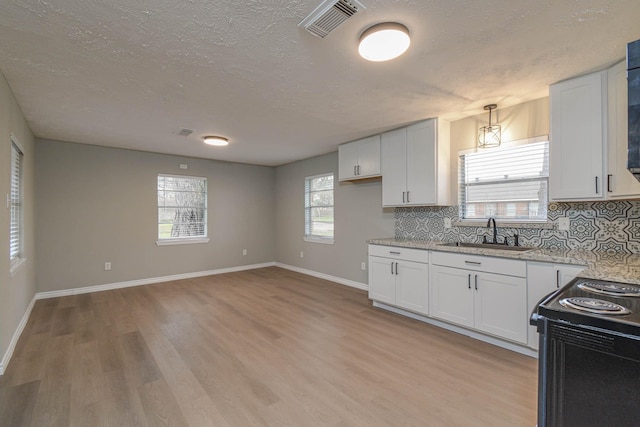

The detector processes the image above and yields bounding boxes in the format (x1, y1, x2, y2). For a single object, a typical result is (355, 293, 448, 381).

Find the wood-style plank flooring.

(0, 267, 538, 426)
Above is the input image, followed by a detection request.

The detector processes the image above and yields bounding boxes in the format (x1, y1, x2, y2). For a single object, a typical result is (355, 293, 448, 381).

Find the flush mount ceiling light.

(203, 136, 229, 147)
(478, 104, 501, 149)
(358, 22, 410, 62)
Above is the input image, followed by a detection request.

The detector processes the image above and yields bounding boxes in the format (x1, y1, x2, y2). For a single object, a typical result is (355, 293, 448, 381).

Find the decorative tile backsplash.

(395, 201, 640, 254)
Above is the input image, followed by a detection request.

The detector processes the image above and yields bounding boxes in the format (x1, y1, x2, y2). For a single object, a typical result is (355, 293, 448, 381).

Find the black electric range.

(531, 277, 640, 427)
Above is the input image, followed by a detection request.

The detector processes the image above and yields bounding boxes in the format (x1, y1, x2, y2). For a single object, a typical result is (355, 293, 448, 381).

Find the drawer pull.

(464, 260, 481, 266)
(389, 251, 401, 255)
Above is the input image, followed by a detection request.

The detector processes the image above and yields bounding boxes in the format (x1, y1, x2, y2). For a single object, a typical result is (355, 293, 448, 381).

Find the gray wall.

(0, 71, 36, 368)
(35, 139, 276, 292)
(275, 152, 395, 285)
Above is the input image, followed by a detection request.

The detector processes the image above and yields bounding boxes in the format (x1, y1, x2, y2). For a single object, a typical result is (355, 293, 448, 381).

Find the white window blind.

(305, 173, 334, 243)
(157, 174, 207, 240)
(459, 139, 549, 221)
(10, 140, 24, 263)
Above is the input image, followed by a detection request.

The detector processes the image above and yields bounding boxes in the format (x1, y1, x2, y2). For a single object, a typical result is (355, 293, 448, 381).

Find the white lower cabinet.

(368, 245, 429, 315)
(526, 261, 586, 349)
(430, 252, 528, 345)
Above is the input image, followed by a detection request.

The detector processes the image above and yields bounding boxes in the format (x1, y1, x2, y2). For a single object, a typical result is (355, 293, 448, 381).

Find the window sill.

(304, 237, 335, 245)
(9, 257, 27, 277)
(156, 237, 210, 246)
(453, 220, 553, 229)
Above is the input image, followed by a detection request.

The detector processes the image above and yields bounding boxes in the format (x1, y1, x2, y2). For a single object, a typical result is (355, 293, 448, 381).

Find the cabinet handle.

(464, 260, 481, 266)
(475, 274, 478, 290)
(354, 165, 357, 176)
(407, 191, 410, 203)
(391, 262, 394, 275)
(556, 269, 560, 288)
(595, 176, 599, 194)
(607, 174, 613, 193)
(357, 165, 361, 175)
(389, 251, 401, 255)
(468, 274, 471, 289)
(402, 191, 406, 203)
(395, 262, 398, 275)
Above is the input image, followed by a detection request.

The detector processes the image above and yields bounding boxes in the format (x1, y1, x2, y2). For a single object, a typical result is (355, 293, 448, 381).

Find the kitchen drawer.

(368, 244, 429, 263)
(431, 251, 526, 277)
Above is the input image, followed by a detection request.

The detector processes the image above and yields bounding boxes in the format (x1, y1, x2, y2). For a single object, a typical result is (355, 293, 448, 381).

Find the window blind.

(305, 173, 334, 240)
(10, 141, 24, 262)
(459, 140, 549, 221)
(157, 174, 207, 239)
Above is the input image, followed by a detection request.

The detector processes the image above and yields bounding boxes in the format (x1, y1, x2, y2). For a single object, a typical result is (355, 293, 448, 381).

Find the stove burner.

(559, 297, 631, 315)
(577, 280, 640, 297)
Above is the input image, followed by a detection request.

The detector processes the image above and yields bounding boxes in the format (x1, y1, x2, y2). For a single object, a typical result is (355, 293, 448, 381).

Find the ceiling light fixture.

(358, 22, 410, 62)
(478, 104, 501, 149)
(203, 136, 229, 147)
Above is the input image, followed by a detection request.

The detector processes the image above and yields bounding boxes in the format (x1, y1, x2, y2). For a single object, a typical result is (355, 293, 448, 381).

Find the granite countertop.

(368, 238, 640, 286)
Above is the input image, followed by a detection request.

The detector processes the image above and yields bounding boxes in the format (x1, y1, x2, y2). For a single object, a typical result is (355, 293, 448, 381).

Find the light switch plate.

(558, 217, 570, 231)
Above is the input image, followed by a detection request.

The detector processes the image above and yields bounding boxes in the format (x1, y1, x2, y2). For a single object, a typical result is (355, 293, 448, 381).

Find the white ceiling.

(1, 0, 639, 166)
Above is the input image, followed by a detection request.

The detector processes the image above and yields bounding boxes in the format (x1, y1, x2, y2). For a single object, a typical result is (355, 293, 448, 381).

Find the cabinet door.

(338, 142, 359, 181)
(429, 265, 474, 328)
(357, 135, 381, 178)
(382, 127, 408, 206)
(395, 260, 429, 315)
(368, 256, 396, 304)
(607, 61, 640, 198)
(474, 272, 527, 344)
(550, 71, 605, 200)
(406, 119, 436, 205)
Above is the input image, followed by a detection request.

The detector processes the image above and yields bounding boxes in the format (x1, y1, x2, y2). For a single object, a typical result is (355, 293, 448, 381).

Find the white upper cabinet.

(549, 63, 640, 201)
(607, 60, 640, 198)
(338, 135, 381, 181)
(549, 71, 606, 200)
(381, 118, 450, 207)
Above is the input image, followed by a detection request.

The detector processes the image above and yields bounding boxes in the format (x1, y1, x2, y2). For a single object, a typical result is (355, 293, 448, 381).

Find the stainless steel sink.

(438, 241, 537, 252)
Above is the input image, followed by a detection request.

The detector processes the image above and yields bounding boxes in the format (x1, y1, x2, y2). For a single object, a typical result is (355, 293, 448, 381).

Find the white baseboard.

(0, 295, 36, 375)
(35, 262, 276, 300)
(275, 263, 368, 291)
(372, 301, 538, 358)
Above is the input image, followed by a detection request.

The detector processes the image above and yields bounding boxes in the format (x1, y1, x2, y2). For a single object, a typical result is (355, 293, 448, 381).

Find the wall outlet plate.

(558, 217, 570, 231)
(242, 249, 247, 256)
(361, 262, 366, 271)
(104, 262, 111, 271)
(300, 251, 304, 258)
(444, 218, 452, 229)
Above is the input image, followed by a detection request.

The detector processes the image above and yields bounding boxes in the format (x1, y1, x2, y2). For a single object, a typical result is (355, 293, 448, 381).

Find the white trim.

(10, 132, 25, 153)
(156, 237, 210, 246)
(303, 237, 334, 244)
(372, 301, 538, 358)
(35, 262, 276, 300)
(9, 257, 27, 277)
(0, 295, 36, 375)
(275, 262, 368, 291)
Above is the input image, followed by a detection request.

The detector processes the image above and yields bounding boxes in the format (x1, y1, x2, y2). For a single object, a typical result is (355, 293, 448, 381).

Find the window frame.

(156, 173, 209, 246)
(304, 172, 335, 244)
(9, 134, 26, 276)
(458, 136, 549, 224)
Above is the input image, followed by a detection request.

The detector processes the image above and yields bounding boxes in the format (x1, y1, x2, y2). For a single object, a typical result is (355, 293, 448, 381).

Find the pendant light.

(478, 104, 501, 148)
(358, 22, 410, 62)
(203, 136, 229, 146)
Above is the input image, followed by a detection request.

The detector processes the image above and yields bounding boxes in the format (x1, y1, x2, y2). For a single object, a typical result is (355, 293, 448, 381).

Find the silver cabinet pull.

(607, 174, 613, 192)
(402, 191, 405, 203)
(468, 274, 471, 289)
(475, 274, 478, 290)
(357, 165, 361, 175)
(407, 191, 410, 203)
(556, 269, 560, 288)
(595, 176, 599, 194)
(390, 262, 394, 275)
(354, 165, 357, 176)
(464, 260, 481, 266)
(395, 262, 398, 275)
(389, 251, 401, 255)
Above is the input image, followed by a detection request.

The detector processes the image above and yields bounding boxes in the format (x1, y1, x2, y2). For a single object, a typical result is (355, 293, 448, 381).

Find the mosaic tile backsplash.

(395, 201, 640, 254)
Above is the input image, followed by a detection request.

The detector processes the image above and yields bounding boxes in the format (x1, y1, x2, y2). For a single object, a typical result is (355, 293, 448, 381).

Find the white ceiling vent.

(299, 0, 365, 38)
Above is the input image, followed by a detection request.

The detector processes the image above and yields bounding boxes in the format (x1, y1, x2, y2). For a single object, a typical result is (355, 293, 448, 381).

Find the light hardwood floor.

(0, 267, 538, 426)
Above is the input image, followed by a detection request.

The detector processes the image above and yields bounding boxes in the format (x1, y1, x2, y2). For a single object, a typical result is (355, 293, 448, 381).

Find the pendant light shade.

(358, 22, 410, 62)
(478, 104, 501, 148)
(203, 136, 229, 146)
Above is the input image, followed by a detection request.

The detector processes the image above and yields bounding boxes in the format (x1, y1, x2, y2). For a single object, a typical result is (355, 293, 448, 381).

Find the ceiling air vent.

(299, 0, 366, 38)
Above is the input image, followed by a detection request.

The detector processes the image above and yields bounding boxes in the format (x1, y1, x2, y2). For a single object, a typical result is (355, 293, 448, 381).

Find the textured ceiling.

(1, 0, 640, 166)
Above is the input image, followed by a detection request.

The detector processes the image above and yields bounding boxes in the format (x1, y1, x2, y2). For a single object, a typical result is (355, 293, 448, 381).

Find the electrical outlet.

(104, 262, 111, 271)
(558, 217, 570, 231)
(242, 249, 247, 256)
(444, 218, 452, 229)
(361, 262, 366, 271)
(300, 251, 304, 258)
(180, 164, 188, 169)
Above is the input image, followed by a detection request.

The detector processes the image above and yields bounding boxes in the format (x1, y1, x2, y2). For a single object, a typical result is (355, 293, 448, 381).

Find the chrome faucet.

(487, 217, 498, 244)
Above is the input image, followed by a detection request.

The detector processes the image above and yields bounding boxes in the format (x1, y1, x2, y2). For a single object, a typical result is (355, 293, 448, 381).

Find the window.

(459, 138, 549, 221)
(304, 173, 334, 243)
(10, 137, 24, 266)
(157, 174, 208, 245)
